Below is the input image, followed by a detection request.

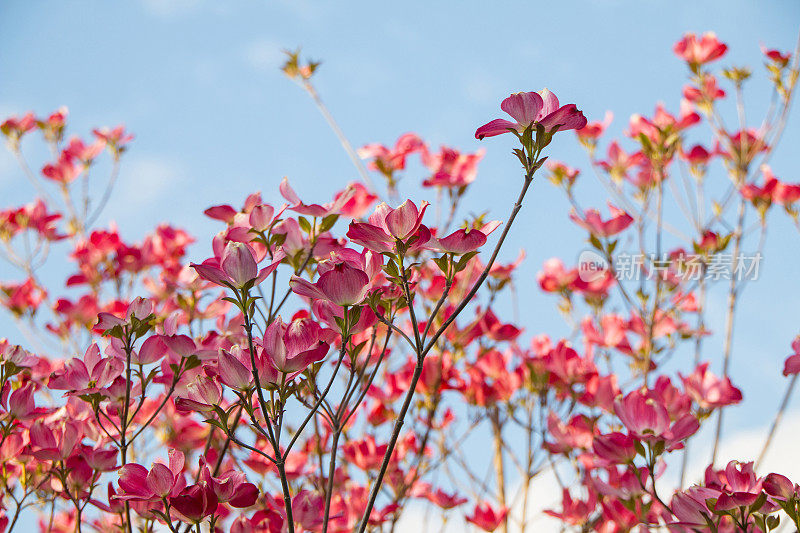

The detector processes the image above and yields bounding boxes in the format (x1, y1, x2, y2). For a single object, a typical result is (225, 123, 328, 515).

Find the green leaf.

(320, 214, 339, 232)
(767, 513, 780, 530)
(749, 492, 768, 513)
(183, 354, 201, 371)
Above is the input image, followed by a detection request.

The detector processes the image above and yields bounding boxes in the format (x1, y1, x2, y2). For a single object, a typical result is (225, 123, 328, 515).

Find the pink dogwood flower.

(421, 146, 484, 188)
(681, 144, 713, 167)
(192, 241, 282, 290)
(429, 221, 500, 254)
(763, 473, 800, 501)
(544, 489, 597, 527)
(713, 461, 764, 511)
(537, 258, 578, 293)
(347, 200, 431, 253)
(170, 482, 218, 523)
(465, 502, 508, 532)
(576, 111, 613, 141)
(29, 419, 82, 461)
(261, 316, 330, 377)
(783, 338, 800, 376)
(569, 204, 634, 238)
(1, 112, 36, 143)
(628, 102, 700, 142)
(2, 382, 37, 420)
(674, 32, 728, 67)
(280, 177, 354, 217)
(475, 89, 587, 139)
(95, 297, 154, 333)
(358, 133, 426, 175)
(41, 152, 82, 184)
(174, 375, 223, 413)
(680, 362, 743, 410)
(670, 487, 720, 528)
(592, 432, 637, 464)
(92, 125, 134, 149)
(116, 449, 186, 503)
(198, 460, 259, 508)
(290, 262, 371, 306)
(215, 347, 259, 391)
(48, 344, 124, 397)
(335, 182, 378, 218)
(683, 75, 726, 103)
(614, 389, 699, 448)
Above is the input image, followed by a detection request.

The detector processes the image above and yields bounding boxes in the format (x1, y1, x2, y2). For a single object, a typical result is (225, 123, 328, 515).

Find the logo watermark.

(578, 250, 610, 282)
(578, 250, 763, 282)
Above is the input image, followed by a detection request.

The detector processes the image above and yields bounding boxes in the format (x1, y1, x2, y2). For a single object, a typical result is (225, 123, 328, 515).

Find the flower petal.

(501, 92, 544, 125)
(475, 119, 517, 140)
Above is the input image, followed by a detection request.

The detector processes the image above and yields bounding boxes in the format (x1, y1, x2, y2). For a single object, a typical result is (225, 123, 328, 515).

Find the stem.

(242, 308, 295, 532)
(644, 173, 665, 385)
(87, 155, 120, 226)
(756, 373, 798, 468)
(420, 166, 537, 359)
(283, 343, 348, 455)
(321, 428, 342, 533)
(130, 364, 183, 442)
(518, 400, 535, 533)
(711, 196, 746, 465)
(490, 408, 508, 533)
(355, 163, 538, 533)
(120, 335, 134, 533)
(12, 148, 54, 204)
(302, 81, 376, 194)
(679, 273, 707, 488)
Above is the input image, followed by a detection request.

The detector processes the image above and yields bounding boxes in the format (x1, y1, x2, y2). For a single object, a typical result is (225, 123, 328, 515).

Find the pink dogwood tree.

(0, 31, 798, 533)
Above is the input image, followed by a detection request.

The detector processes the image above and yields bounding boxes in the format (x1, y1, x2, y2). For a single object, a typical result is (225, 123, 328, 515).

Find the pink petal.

(435, 228, 487, 254)
(147, 463, 176, 497)
(279, 177, 302, 206)
(162, 334, 197, 358)
(119, 464, 152, 497)
(218, 350, 252, 390)
(263, 319, 288, 370)
(475, 119, 517, 140)
(317, 264, 370, 306)
(284, 342, 329, 374)
(501, 92, 544, 125)
(538, 89, 560, 118)
(539, 104, 588, 132)
(283, 319, 320, 356)
(289, 276, 327, 301)
(229, 483, 259, 508)
(221, 242, 259, 287)
(385, 200, 420, 239)
(191, 261, 230, 287)
(346, 222, 394, 253)
(204, 205, 237, 223)
(135, 335, 167, 365)
(169, 449, 185, 477)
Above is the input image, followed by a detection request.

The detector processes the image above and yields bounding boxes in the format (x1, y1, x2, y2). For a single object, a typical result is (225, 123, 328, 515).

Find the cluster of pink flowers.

(0, 30, 797, 533)
(359, 132, 484, 191)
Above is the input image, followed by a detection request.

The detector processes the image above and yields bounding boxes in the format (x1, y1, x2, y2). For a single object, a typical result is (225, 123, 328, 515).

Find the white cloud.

(395, 411, 800, 532)
(690, 409, 800, 481)
(394, 469, 563, 532)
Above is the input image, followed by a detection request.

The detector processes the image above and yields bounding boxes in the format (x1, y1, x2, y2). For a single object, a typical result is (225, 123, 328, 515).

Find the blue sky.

(1, 0, 800, 526)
